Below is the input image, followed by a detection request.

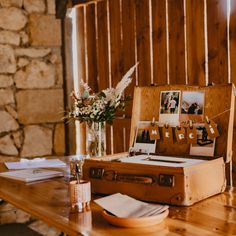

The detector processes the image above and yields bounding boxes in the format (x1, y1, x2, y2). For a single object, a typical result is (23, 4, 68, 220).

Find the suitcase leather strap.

(103, 170, 154, 184)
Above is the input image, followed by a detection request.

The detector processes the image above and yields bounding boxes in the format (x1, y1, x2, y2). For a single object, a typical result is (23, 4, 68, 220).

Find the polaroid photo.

(190, 123, 215, 157)
(133, 121, 156, 154)
(159, 90, 181, 126)
(180, 91, 205, 123)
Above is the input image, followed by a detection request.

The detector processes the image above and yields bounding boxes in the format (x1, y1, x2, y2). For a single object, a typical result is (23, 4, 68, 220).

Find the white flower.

(69, 63, 138, 123)
(114, 63, 139, 97)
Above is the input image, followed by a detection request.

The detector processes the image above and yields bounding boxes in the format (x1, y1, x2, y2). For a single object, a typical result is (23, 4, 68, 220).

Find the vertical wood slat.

(168, 0, 186, 84)
(96, 0, 112, 154)
(109, 0, 125, 153)
(97, 0, 110, 90)
(76, 7, 88, 155)
(230, 0, 236, 87)
(109, 0, 124, 116)
(135, 0, 152, 86)
(230, 0, 236, 126)
(230, 0, 236, 182)
(64, 14, 76, 154)
(121, 0, 137, 152)
(152, 0, 168, 85)
(86, 3, 98, 92)
(76, 7, 86, 83)
(109, 0, 123, 87)
(207, 0, 228, 84)
(122, 0, 136, 118)
(186, 0, 206, 86)
(113, 119, 131, 153)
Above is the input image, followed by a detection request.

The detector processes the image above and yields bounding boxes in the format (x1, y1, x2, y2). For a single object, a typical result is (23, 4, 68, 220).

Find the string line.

(209, 109, 231, 121)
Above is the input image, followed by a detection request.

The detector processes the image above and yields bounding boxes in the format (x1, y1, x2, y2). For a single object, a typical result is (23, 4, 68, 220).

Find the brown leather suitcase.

(83, 84, 235, 206)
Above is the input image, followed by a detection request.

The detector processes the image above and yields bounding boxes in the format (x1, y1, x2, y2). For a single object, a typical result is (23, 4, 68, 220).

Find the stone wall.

(0, 0, 65, 161)
(0, 1, 66, 234)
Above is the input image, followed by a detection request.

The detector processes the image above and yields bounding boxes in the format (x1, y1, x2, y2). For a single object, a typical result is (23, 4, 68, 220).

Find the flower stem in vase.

(86, 121, 105, 157)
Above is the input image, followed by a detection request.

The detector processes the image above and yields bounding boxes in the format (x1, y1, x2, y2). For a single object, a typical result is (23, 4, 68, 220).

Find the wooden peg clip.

(189, 120, 193, 129)
(162, 123, 173, 144)
(205, 118, 220, 139)
(151, 117, 155, 126)
(149, 118, 160, 140)
(187, 120, 197, 144)
(205, 116, 210, 124)
(175, 125, 186, 143)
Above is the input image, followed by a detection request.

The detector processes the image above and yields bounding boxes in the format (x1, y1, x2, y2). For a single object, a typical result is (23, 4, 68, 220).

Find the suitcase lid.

(129, 84, 235, 163)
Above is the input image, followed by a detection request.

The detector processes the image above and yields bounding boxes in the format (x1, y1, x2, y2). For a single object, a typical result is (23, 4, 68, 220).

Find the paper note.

(5, 159, 66, 170)
(0, 169, 63, 183)
(94, 193, 169, 218)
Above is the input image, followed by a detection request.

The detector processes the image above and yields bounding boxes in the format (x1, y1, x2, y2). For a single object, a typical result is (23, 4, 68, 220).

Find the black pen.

(75, 163, 80, 184)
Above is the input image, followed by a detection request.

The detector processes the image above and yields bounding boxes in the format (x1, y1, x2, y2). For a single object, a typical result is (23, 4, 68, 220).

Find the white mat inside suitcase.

(119, 155, 206, 167)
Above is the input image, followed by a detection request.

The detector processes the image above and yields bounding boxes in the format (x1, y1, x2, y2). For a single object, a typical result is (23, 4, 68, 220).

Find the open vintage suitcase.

(83, 84, 235, 206)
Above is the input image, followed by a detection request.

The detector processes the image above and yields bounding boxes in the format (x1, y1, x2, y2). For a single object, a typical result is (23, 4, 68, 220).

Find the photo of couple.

(181, 92, 204, 115)
(136, 129, 155, 144)
(159, 90, 205, 126)
(160, 91, 180, 114)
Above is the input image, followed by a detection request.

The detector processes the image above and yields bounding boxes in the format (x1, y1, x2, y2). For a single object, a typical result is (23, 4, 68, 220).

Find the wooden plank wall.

(70, 0, 236, 182)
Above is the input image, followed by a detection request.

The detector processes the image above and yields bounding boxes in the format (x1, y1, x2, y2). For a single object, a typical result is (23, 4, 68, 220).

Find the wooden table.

(1, 163, 236, 236)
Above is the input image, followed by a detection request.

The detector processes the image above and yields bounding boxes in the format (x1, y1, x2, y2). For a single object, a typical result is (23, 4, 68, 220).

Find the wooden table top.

(0, 162, 236, 236)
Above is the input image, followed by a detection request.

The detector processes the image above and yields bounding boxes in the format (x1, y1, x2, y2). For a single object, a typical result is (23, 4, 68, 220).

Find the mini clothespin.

(149, 117, 160, 140)
(151, 117, 155, 126)
(162, 123, 173, 144)
(187, 120, 197, 144)
(204, 116, 219, 139)
(75, 163, 81, 184)
(175, 124, 186, 143)
(189, 120, 193, 129)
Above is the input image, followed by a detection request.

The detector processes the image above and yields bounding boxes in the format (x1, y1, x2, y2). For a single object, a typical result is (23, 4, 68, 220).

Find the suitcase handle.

(115, 174, 154, 184)
(89, 168, 154, 184)
(102, 170, 154, 184)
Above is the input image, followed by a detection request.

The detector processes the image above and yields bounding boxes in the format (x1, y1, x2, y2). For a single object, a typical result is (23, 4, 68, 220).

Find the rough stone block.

(0, 0, 23, 7)
(14, 60, 56, 89)
(0, 75, 13, 88)
(21, 125, 52, 157)
(15, 48, 51, 58)
(23, 0, 46, 13)
(12, 130, 23, 148)
(0, 45, 16, 73)
(19, 31, 29, 45)
(29, 14, 61, 47)
(54, 123, 65, 155)
(16, 89, 64, 124)
(5, 104, 18, 119)
(0, 111, 19, 133)
(50, 49, 63, 87)
(47, 0, 55, 14)
(0, 89, 14, 106)
(0, 134, 18, 156)
(0, 30, 20, 46)
(0, 7, 27, 31)
(55, 63, 63, 87)
(17, 58, 30, 68)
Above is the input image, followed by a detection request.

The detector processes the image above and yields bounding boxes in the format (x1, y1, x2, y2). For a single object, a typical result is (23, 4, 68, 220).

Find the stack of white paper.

(5, 159, 66, 170)
(0, 169, 63, 183)
(94, 193, 169, 218)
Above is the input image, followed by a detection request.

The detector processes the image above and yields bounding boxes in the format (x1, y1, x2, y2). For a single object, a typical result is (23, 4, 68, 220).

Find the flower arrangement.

(69, 63, 138, 125)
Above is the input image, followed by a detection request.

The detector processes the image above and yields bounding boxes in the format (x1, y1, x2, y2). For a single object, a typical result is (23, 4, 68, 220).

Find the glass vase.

(86, 121, 106, 157)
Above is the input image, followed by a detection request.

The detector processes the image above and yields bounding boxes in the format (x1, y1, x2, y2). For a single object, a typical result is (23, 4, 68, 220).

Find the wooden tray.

(102, 209, 169, 228)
